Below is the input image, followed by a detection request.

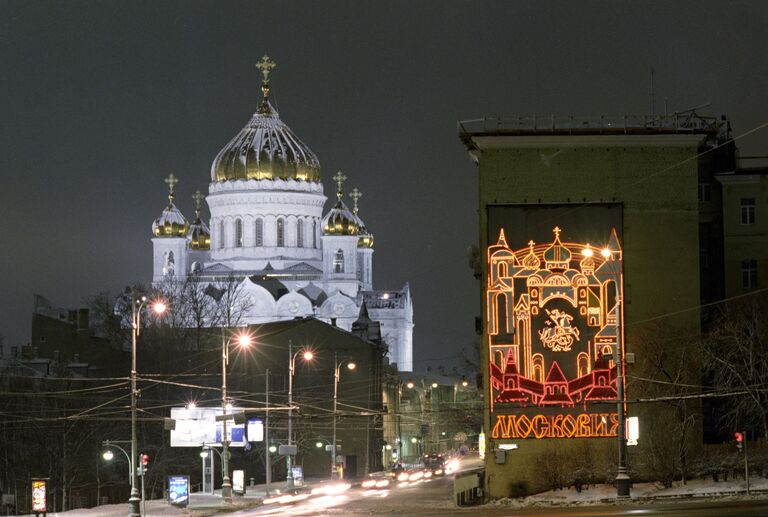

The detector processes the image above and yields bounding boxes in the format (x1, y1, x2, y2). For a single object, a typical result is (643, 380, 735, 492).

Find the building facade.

(459, 113, 731, 497)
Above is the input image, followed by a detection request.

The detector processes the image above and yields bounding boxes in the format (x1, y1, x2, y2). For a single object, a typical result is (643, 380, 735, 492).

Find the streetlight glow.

(431, 382, 438, 389)
(406, 380, 414, 389)
(225, 402, 233, 411)
(316, 441, 323, 448)
(187, 401, 197, 410)
(302, 350, 314, 361)
(199, 450, 209, 458)
(236, 332, 252, 348)
(347, 362, 356, 370)
(268, 445, 277, 453)
(410, 437, 418, 443)
(152, 301, 167, 314)
(601, 247, 612, 258)
(102, 450, 114, 461)
(461, 378, 469, 387)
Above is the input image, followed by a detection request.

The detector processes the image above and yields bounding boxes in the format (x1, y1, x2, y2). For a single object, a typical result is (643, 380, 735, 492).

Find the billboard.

(168, 476, 189, 507)
(31, 479, 46, 513)
(486, 205, 624, 440)
(170, 407, 249, 447)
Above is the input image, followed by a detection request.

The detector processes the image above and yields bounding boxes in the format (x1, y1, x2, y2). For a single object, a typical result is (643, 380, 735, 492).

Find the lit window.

(698, 183, 711, 202)
(277, 218, 285, 247)
(297, 219, 304, 248)
(741, 198, 755, 225)
(742, 259, 758, 289)
(334, 249, 345, 273)
(235, 219, 243, 248)
(255, 218, 263, 246)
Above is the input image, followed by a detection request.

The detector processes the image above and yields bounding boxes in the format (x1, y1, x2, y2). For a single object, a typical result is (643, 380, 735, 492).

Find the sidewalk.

(491, 476, 768, 509)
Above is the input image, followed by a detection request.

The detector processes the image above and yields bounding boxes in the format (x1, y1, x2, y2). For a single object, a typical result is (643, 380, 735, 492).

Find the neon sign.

(491, 413, 618, 439)
(486, 225, 624, 439)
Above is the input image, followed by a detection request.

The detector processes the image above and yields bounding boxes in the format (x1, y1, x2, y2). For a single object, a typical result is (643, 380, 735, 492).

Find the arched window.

(297, 219, 304, 248)
(277, 218, 285, 247)
(313, 220, 317, 248)
(254, 218, 263, 247)
(334, 249, 345, 273)
(219, 220, 225, 249)
(532, 354, 544, 383)
(235, 219, 243, 248)
(577, 352, 590, 377)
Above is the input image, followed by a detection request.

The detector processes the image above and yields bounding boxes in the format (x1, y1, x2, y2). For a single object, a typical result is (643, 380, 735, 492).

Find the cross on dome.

(333, 171, 347, 201)
(192, 190, 205, 217)
(350, 188, 362, 214)
(164, 173, 179, 205)
(256, 55, 277, 83)
(553, 226, 562, 239)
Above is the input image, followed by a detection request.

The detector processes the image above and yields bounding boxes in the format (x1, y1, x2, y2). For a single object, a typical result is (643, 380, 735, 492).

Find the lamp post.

(332, 352, 356, 479)
(220, 330, 252, 502)
(129, 295, 166, 517)
(597, 245, 630, 498)
(286, 341, 314, 489)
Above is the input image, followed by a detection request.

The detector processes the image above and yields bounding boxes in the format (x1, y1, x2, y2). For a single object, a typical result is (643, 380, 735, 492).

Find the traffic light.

(734, 432, 744, 452)
(141, 454, 150, 468)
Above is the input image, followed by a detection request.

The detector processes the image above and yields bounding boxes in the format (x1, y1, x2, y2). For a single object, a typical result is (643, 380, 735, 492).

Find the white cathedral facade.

(148, 57, 413, 371)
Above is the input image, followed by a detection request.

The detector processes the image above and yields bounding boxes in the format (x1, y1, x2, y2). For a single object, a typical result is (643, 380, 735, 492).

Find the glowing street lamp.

(129, 294, 166, 517)
(220, 329, 253, 502)
(102, 450, 114, 461)
(286, 341, 314, 488)
(406, 380, 414, 389)
(331, 352, 356, 479)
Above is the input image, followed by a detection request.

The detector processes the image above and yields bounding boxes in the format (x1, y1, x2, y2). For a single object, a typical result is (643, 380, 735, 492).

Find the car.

(423, 453, 446, 476)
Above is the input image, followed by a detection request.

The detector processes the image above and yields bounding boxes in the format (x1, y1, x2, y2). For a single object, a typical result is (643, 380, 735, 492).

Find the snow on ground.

(492, 476, 768, 507)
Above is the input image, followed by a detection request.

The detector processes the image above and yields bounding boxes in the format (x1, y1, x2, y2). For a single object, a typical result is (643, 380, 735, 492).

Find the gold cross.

(164, 173, 179, 193)
(192, 190, 205, 216)
(350, 188, 362, 213)
(333, 171, 347, 193)
(553, 226, 561, 239)
(256, 55, 277, 82)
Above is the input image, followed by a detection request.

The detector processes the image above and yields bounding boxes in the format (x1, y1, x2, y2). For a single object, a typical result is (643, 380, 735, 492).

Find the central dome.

(210, 59, 321, 183)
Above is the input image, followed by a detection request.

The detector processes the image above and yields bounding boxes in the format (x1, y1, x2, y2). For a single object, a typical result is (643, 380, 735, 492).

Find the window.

(532, 354, 544, 383)
(297, 219, 304, 248)
(219, 220, 225, 249)
(235, 219, 243, 247)
(277, 218, 285, 247)
(741, 198, 755, 225)
(255, 218, 263, 246)
(698, 183, 711, 202)
(742, 259, 758, 289)
(334, 249, 345, 273)
(313, 220, 317, 248)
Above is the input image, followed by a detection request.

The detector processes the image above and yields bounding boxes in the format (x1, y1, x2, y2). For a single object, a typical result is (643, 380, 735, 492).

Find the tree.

(702, 292, 768, 440)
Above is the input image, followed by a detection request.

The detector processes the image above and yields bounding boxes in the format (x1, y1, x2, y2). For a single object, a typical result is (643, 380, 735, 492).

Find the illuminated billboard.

(31, 479, 47, 512)
(170, 407, 248, 447)
(486, 210, 624, 440)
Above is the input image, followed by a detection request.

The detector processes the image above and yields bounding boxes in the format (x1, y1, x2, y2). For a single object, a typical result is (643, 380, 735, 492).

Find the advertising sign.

(232, 470, 245, 495)
(31, 479, 46, 513)
(247, 418, 264, 442)
(170, 407, 248, 447)
(291, 466, 304, 486)
(487, 205, 624, 440)
(168, 475, 189, 507)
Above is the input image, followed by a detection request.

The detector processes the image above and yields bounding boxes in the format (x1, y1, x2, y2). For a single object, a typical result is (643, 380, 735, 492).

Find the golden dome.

(349, 188, 374, 248)
(188, 190, 210, 250)
(152, 174, 189, 238)
(210, 56, 321, 183)
(322, 171, 359, 236)
(543, 227, 572, 269)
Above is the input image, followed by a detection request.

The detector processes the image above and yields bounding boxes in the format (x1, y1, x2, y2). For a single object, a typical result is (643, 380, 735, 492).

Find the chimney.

(330, 318, 337, 327)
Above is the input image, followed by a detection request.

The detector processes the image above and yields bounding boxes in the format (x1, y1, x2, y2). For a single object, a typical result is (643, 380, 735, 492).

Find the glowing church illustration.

(487, 227, 624, 411)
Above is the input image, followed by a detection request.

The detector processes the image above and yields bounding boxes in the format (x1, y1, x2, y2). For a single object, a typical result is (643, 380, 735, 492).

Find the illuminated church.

(148, 56, 413, 371)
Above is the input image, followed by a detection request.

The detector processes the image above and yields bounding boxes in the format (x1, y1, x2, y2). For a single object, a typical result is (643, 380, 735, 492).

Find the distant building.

(716, 157, 768, 296)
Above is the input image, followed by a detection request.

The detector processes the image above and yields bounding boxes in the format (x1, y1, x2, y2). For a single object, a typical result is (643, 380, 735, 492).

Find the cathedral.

(148, 56, 413, 371)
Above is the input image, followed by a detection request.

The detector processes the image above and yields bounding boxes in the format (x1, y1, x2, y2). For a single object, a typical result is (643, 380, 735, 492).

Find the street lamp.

(286, 341, 314, 489)
(129, 294, 166, 517)
(332, 352, 356, 479)
(595, 244, 630, 498)
(220, 329, 253, 502)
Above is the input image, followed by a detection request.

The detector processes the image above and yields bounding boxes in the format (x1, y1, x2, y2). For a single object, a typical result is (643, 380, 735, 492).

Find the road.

(230, 460, 768, 516)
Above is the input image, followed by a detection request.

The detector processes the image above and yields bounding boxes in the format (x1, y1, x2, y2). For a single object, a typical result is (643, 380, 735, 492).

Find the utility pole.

(265, 369, 271, 496)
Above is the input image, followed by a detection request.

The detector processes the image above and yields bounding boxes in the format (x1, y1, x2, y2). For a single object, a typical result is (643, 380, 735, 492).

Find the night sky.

(2, 1, 767, 371)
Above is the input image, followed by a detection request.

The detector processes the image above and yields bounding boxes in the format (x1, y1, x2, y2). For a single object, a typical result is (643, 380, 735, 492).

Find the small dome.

(323, 172, 359, 236)
(348, 187, 374, 248)
(152, 174, 189, 238)
(210, 57, 321, 183)
(188, 190, 210, 250)
(322, 199, 359, 236)
(543, 227, 571, 269)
